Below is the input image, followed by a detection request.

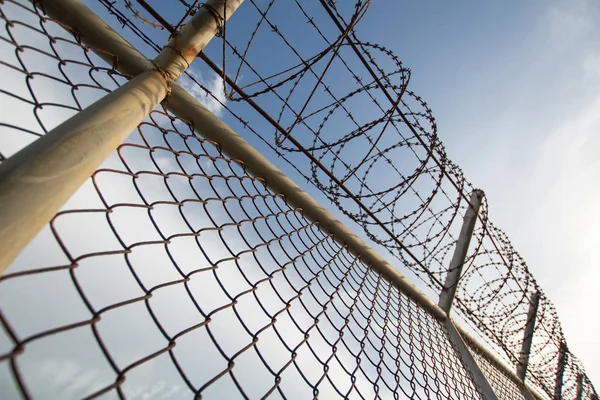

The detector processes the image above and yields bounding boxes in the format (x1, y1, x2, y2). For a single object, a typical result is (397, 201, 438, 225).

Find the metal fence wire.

(0, 0, 598, 399)
(0, 107, 484, 399)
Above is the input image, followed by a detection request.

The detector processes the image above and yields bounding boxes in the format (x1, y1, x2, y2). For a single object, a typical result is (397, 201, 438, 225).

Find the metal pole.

(438, 190, 484, 314)
(0, 0, 243, 275)
(0, 71, 167, 272)
(454, 323, 546, 400)
(153, 0, 243, 79)
(444, 319, 499, 400)
(576, 373, 584, 400)
(517, 291, 541, 380)
(554, 342, 567, 400)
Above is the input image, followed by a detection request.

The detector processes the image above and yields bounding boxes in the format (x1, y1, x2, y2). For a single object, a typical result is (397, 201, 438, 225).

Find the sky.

(0, 0, 599, 397)
(190, 0, 600, 389)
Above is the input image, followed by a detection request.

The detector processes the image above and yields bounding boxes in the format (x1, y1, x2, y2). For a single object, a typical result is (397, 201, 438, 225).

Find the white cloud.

(179, 68, 227, 117)
(582, 52, 600, 79)
(521, 90, 600, 383)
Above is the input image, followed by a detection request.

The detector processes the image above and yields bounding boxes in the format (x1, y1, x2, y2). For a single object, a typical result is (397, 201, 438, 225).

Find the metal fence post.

(576, 373, 584, 400)
(438, 190, 484, 314)
(0, 0, 243, 275)
(554, 341, 566, 400)
(517, 291, 541, 380)
(444, 319, 499, 400)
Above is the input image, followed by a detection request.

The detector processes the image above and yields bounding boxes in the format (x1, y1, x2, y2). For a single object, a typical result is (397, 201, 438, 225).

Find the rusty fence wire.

(0, 104, 484, 399)
(1, 1, 485, 399)
(0, 0, 598, 399)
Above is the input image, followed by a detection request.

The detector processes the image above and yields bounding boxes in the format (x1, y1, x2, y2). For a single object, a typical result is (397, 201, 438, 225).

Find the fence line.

(0, 0, 597, 399)
(29, 4, 531, 397)
(0, 2, 492, 398)
(0, 0, 486, 398)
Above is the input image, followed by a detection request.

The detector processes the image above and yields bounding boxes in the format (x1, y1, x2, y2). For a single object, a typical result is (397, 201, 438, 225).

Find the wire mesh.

(0, 6, 489, 394)
(157, 0, 596, 397)
(0, 3, 490, 399)
(0, 0, 127, 163)
(0, 0, 598, 399)
(0, 106, 484, 399)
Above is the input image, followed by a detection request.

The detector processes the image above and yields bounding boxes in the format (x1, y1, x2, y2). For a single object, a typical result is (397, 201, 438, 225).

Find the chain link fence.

(0, 0, 597, 399)
(0, 1, 485, 398)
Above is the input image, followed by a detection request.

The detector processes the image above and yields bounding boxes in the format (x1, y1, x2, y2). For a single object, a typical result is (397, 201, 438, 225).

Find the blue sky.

(192, 0, 600, 388)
